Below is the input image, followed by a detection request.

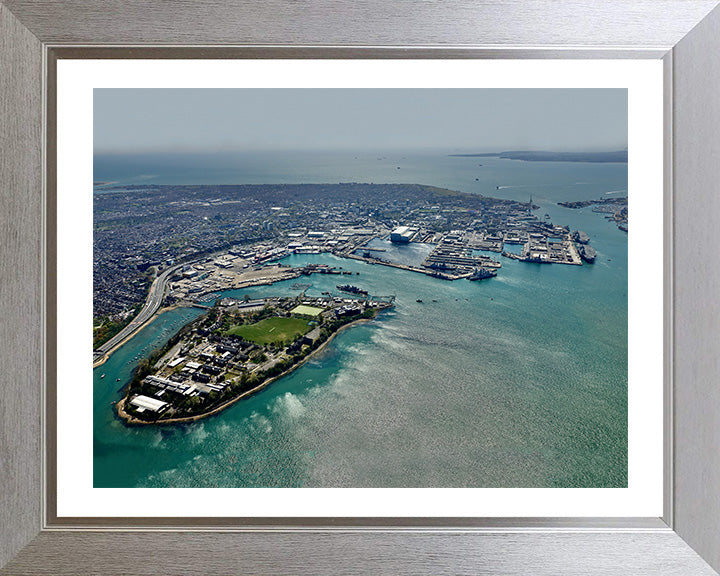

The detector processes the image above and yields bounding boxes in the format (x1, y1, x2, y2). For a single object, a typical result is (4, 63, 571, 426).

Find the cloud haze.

(94, 88, 627, 154)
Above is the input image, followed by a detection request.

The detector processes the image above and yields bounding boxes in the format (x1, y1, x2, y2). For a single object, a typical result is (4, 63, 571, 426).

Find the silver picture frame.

(2, 1, 720, 574)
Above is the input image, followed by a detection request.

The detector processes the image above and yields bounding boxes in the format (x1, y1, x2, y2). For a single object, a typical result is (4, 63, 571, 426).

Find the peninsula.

(117, 293, 394, 424)
(558, 196, 628, 232)
(449, 150, 628, 163)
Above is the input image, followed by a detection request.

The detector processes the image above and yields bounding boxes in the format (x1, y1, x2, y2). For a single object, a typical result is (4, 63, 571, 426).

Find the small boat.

(116, 378, 121, 381)
(100, 374, 105, 379)
(432, 299, 438, 302)
(416, 299, 423, 303)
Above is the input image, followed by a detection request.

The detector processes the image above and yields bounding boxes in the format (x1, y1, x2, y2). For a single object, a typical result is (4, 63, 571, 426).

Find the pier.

(342, 252, 428, 275)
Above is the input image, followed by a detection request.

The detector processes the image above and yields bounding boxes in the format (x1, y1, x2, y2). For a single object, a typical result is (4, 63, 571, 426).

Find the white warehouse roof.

(130, 395, 168, 412)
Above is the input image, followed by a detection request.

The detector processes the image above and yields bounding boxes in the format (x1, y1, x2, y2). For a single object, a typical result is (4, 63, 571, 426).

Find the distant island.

(449, 150, 628, 163)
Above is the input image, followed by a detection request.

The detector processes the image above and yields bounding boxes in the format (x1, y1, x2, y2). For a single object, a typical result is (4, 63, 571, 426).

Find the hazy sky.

(94, 89, 627, 154)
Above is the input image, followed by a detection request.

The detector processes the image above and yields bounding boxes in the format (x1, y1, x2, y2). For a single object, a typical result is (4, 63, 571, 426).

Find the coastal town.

(94, 182, 622, 351)
(91, 182, 630, 418)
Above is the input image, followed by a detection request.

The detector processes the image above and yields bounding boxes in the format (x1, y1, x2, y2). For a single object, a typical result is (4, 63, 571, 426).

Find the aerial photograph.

(93, 88, 628, 488)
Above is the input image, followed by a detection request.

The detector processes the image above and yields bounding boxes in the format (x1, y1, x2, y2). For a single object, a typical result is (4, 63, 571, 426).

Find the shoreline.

(116, 316, 375, 426)
(93, 267, 304, 369)
(93, 304, 183, 368)
(96, 236, 513, 371)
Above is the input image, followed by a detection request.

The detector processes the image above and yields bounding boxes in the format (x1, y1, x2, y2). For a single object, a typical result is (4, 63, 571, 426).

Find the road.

(93, 265, 181, 364)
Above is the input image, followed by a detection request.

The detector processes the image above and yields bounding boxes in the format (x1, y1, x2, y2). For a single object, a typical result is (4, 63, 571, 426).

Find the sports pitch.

(224, 316, 312, 345)
(290, 304, 324, 317)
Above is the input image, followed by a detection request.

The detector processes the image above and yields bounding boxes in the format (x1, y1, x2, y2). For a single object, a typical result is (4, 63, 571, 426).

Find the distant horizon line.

(94, 147, 629, 156)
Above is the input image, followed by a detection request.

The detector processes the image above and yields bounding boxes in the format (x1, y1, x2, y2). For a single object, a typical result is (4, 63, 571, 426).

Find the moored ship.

(469, 267, 497, 281)
(578, 245, 597, 263)
(337, 284, 369, 295)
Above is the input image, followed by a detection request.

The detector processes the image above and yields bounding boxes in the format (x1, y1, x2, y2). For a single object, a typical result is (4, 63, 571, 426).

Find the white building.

(130, 395, 168, 413)
(390, 226, 414, 243)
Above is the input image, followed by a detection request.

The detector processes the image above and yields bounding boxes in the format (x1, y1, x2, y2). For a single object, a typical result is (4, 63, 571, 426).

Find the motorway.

(93, 265, 181, 365)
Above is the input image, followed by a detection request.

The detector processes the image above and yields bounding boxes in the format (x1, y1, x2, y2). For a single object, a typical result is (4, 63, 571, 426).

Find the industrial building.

(129, 395, 169, 414)
(390, 226, 414, 243)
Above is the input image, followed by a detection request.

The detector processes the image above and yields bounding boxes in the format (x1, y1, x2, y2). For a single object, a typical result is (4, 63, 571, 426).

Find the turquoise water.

(94, 153, 627, 487)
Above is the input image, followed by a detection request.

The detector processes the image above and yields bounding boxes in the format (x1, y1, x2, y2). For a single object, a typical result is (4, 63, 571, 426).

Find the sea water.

(93, 151, 627, 488)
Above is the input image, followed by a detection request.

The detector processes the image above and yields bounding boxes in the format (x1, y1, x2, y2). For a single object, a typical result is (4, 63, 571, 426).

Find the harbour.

(93, 152, 628, 489)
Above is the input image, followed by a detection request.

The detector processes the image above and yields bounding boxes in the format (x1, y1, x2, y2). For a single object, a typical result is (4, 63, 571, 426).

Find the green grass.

(224, 316, 312, 345)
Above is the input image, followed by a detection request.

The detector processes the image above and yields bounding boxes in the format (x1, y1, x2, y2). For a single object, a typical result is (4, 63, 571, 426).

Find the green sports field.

(223, 316, 312, 345)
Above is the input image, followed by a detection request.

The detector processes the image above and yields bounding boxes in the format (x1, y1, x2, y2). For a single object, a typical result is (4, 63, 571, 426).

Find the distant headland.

(449, 150, 628, 163)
